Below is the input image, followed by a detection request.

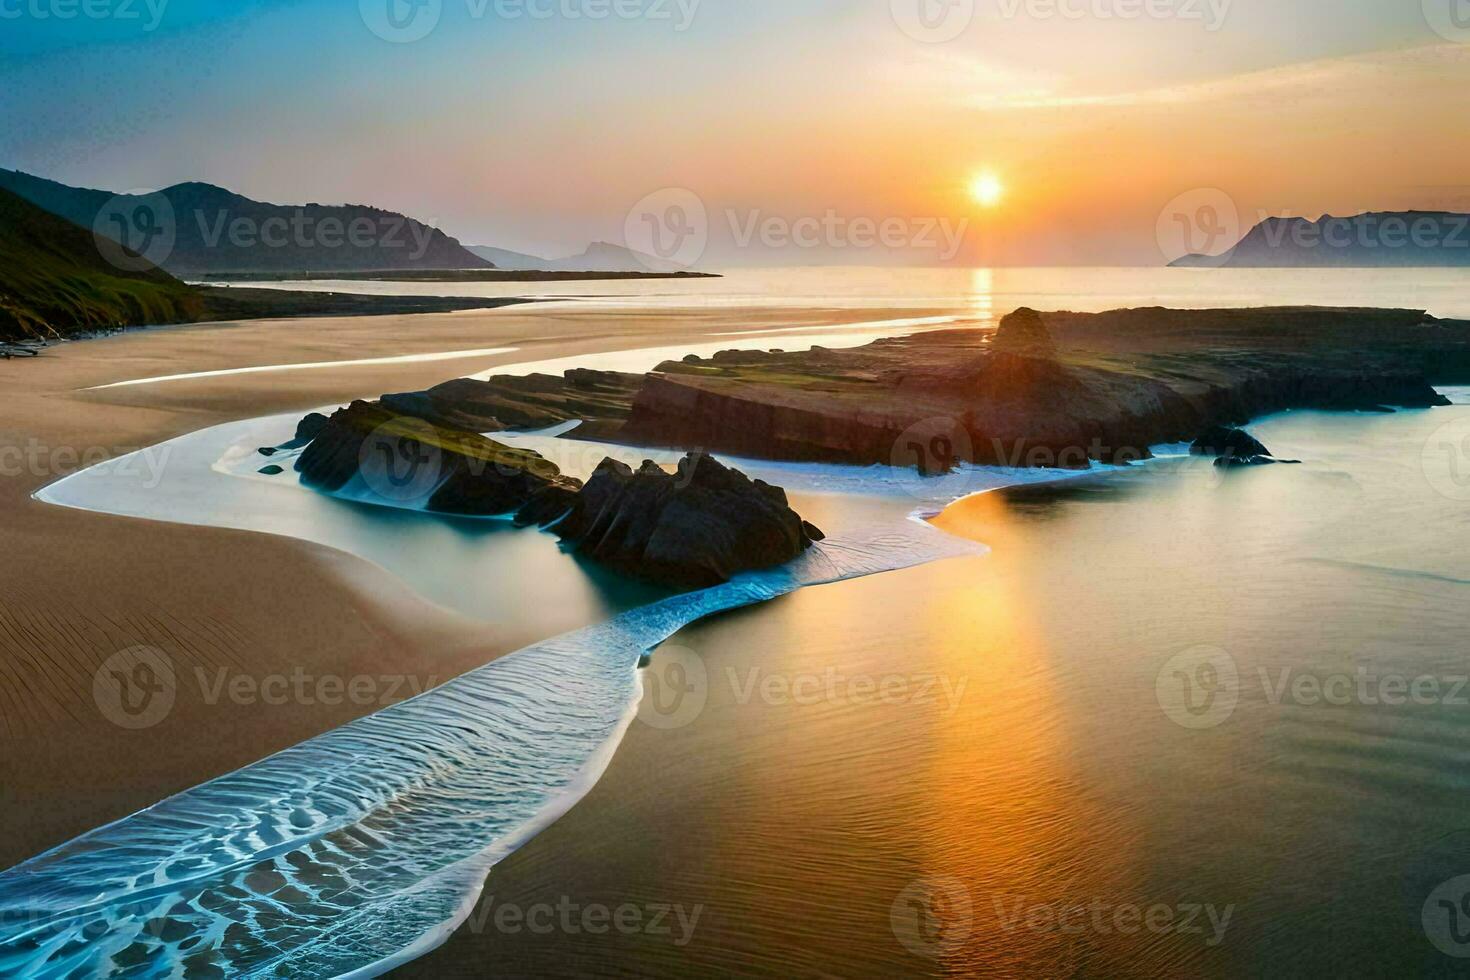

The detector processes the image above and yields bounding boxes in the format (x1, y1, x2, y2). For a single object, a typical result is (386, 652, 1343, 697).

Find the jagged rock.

(291, 405, 823, 590)
(294, 401, 579, 517)
(1191, 426, 1271, 459)
(991, 307, 1056, 356)
(547, 453, 822, 590)
(380, 369, 644, 433)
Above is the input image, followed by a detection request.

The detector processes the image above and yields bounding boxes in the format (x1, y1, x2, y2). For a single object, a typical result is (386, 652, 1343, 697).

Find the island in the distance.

(275, 305, 1470, 588)
(1171, 211, 1470, 267)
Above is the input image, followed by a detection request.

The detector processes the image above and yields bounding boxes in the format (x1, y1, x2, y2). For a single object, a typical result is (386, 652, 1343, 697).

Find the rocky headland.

(280, 304, 1470, 586)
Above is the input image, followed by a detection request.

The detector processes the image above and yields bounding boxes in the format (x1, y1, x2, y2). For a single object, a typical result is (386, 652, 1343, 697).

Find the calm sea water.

(231, 265, 1470, 320)
(396, 397, 1470, 978)
(16, 268, 1470, 976)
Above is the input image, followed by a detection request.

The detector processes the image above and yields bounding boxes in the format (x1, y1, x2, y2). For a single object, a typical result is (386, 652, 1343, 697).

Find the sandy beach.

(0, 301, 948, 872)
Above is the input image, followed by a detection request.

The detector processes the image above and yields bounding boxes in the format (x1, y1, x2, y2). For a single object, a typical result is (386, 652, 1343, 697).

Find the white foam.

(84, 346, 521, 390)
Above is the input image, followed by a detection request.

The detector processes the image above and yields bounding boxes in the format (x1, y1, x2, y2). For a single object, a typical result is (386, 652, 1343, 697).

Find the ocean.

(7, 266, 1470, 976)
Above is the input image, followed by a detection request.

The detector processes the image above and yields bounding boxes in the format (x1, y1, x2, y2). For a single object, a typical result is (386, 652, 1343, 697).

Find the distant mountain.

(465, 245, 549, 269)
(1171, 211, 1470, 268)
(467, 240, 688, 274)
(0, 169, 492, 275)
(0, 185, 204, 342)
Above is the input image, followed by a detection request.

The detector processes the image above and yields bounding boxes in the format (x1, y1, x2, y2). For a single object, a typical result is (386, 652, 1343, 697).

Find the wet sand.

(0, 301, 948, 872)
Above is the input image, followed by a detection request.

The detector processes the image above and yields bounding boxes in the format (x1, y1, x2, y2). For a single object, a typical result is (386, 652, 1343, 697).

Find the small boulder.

(547, 452, 822, 590)
(992, 307, 1056, 357)
(1191, 426, 1271, 459)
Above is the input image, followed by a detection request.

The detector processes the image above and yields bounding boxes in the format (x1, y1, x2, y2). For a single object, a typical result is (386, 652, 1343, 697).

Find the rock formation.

(293, 401, 579, 517)
(288, 404, 822, 590)
(1191, 426, 1270, 459)
(543, 453, 822, 590)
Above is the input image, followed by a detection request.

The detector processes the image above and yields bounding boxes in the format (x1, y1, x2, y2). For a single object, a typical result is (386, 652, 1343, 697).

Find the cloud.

(904, 42, 1470, 112)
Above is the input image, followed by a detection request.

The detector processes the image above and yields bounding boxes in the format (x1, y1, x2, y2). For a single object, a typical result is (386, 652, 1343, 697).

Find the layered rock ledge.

(287, 401, 820, 590)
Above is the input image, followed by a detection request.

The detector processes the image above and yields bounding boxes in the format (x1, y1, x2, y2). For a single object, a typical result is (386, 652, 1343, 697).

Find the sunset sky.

(3, 0, 1469, 265)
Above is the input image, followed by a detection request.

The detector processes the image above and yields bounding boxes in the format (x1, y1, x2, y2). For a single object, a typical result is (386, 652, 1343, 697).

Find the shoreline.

(0, 300, 965, 871)
(199, 270, 721, 283)
(5, 296, 1466, 976)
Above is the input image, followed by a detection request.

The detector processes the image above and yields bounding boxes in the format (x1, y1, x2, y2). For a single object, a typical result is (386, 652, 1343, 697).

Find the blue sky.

(2, 1, 1466, 263)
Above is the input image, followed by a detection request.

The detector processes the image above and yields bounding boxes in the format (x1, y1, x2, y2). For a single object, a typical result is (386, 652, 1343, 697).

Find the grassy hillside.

(0, 168, 493, 275)
(0, 186, 204, 342)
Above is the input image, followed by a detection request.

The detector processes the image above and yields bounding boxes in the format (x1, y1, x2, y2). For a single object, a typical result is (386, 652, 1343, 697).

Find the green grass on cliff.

(0, 186, 203, 342)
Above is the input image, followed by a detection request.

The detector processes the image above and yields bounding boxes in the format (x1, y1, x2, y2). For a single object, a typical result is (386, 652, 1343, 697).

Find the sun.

(969, 172, 1005, 208)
